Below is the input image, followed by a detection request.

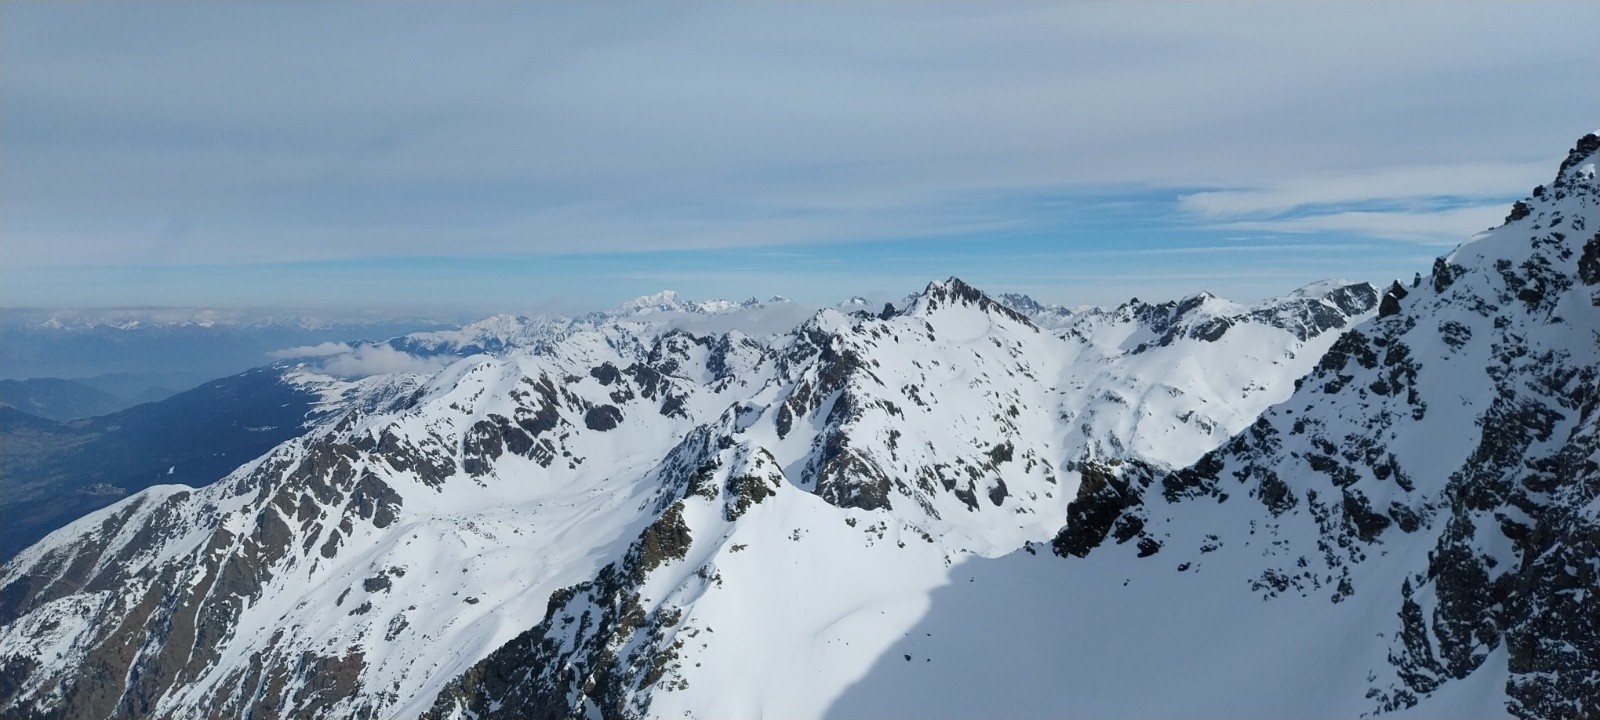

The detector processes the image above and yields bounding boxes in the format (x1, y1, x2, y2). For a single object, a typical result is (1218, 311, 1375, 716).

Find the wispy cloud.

(3, 3, 1592, 269)
(272, 342, 451, 377)
(314, 346, 451, 377)
(1176, 161, 1546, 244)
(1212, 205, 1511, 245)
(1177, 161, 1548, 219)
(269, 342, 352, 359)
(1067, 243, 1378, 257)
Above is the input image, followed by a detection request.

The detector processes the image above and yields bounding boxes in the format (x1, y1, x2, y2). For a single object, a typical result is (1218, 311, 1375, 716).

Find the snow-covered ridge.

(614, 289, 768, 315)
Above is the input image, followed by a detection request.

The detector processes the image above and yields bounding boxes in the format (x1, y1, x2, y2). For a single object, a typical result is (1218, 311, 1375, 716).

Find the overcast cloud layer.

(1, 2, 1595, 309)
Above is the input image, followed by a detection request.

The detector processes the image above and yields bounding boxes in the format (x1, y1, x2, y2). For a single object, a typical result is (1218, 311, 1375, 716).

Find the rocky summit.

(2, 137, 1597, 720)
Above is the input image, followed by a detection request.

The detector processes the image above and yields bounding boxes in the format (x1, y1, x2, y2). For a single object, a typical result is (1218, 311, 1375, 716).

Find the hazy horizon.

(2, 273, 1383, 324)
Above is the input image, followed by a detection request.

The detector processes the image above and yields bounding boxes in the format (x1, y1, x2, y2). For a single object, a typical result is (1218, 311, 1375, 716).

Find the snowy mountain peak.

(458, 312, 534, 334)
(618, 289, 687, 313)
(616, 290, 760, 316)
(904, 276, 1037, 328)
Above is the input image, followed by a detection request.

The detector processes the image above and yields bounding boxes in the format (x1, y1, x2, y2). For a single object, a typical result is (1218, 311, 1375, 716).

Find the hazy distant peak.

(614, 290, 762, 316)
(617, 290, 685, 314)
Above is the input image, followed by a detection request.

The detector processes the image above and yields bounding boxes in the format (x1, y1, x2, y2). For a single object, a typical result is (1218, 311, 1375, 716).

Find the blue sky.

(2, 2, 1595, 314)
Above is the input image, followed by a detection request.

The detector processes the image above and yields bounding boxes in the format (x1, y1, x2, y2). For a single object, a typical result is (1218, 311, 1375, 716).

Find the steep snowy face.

(0, 268, 1374, 720)
(1058, 134, 1600, 719)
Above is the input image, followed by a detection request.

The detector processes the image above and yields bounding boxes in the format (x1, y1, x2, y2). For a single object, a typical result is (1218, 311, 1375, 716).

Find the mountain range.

(1, 135, 1595, 719)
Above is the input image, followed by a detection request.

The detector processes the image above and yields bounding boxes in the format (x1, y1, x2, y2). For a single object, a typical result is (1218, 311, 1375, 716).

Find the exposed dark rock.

(1432, 257, 1464, 293)
(348, 473, 403, 529)
(1378, 281, 1409, 318)
(1110, 514, 1145, 544)
(987, 478, 1009, 507)
(1578, 232, 1600, 286)
(774, 403, 794, 439)
(1555, 132, 1600, 179)
(1052, 461, 1154, 558)
(589, 362, 622, 386)
(1340, 489, 1390, 542)
(369, 429, 454, 487)
(628, 502, 693, 583)
(952, 482, 980, 512)
(584, 405, 625, 432)
(812, 431, 894, 512)
(1190, 317, 1232, 342)
(1255, 471, 1297, 515)
(1504, 201, 1533, 224)
(1162, 448, 1226, 503)
(659, 393, 688, 419)
(624, 363, 667, 400)
(1438, 321, 1472, 349)
(724, 470, 777, 522)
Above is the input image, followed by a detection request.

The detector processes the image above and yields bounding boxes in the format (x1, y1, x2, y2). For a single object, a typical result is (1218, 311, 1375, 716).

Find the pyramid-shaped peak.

(907, 277, 1036, 328)
(919, 277, 990, 305)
